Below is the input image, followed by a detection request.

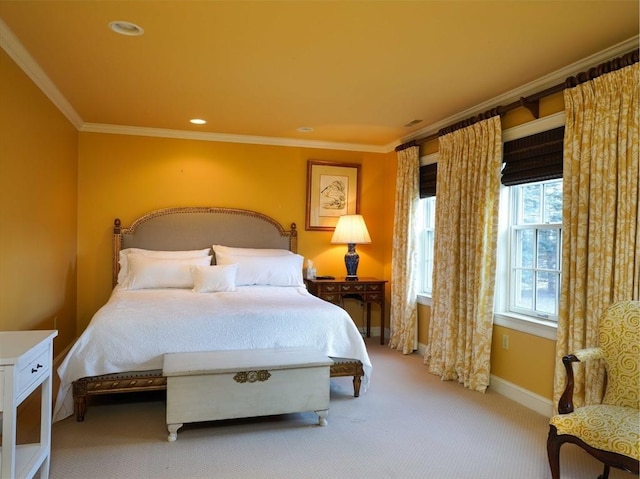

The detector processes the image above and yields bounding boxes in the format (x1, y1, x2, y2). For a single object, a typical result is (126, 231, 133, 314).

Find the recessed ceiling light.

(109, 21, 144, 36)
(190, 119, 207, 125)
(297, 127, 314, 132)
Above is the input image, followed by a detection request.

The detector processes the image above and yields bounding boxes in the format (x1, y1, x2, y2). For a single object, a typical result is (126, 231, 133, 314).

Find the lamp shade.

(331, 215, 371, 244)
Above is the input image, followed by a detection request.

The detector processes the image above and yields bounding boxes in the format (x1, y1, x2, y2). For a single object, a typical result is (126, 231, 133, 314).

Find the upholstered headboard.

(113, 207, 297, 287)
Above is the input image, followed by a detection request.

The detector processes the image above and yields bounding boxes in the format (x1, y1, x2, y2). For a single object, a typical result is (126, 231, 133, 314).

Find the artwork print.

(306, 161, 360, 231)
(319, 174, 348, 217)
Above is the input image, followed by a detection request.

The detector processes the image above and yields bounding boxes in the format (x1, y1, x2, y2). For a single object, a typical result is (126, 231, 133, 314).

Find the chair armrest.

(557, 347, 604, 414)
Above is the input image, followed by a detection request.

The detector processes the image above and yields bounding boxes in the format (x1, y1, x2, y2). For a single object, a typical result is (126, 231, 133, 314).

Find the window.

(416, 114, 565, 335)
(417, 196, 436, 295)
(508, 179, 562, 320)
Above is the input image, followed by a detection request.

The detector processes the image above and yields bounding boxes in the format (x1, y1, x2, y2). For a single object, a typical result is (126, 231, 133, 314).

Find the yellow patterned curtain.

(553, 63, 640, 408)
(424, 116, 502, 392)
(389, 145, 420, 353)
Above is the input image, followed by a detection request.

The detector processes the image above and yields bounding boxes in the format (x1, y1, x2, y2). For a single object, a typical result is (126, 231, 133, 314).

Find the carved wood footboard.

(72, 358, 363, 421)
(73, 370, 167, 421)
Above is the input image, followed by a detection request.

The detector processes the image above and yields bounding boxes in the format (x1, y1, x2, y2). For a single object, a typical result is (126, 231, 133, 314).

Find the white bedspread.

(53, 285, 372, 421)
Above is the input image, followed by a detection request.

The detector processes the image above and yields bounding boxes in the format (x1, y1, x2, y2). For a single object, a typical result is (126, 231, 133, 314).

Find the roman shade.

(419, 163, 437, 198)
(501, 126, 565, 186)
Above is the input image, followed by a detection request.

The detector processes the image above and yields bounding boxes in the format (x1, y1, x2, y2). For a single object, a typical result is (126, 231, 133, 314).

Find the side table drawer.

(319, 293, 341, 303)
(340, 283, 366, 293)
(365, 292, 384, 302)
(17, 346, 50, 397)
(318, 284, 339, 294)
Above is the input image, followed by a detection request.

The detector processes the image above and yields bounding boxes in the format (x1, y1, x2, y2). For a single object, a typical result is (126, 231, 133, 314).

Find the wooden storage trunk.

(163, 348, 332, 441)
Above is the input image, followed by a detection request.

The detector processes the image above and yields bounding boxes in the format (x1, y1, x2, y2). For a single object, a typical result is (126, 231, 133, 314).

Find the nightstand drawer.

(365, 292, 383, 302)
(366, 283, 383, 292)
(318, 284, 339, 294)
(340, 283, 366, 293)
(17, 345, 50, 397)
(319, 293, 341, 303)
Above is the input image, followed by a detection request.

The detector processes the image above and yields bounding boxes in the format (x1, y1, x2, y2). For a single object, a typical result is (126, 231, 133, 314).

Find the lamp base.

(344, 243, 360, 281)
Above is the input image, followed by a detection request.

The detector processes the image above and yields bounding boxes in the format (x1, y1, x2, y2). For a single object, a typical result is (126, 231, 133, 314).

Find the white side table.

(0, 330, 57, 479)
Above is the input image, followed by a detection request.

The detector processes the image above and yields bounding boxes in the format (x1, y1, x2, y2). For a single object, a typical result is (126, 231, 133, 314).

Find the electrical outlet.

(502, 333, 509, 350)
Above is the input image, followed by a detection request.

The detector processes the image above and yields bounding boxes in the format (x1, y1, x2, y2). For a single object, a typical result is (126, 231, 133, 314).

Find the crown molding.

(80, 123, 389, 153)
(0, 19, 83, 129)
(0, 19, 387, 153)
(3, 15, 636, 155)
(392, 35, 640, 150)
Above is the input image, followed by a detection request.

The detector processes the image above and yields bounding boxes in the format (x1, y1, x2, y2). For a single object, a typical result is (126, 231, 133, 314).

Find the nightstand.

(0, 330, 57, 479)
(305, 277, 387, 344)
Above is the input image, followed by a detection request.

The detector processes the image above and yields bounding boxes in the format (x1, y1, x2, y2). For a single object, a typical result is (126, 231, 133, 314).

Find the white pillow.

(126, 255, 213, 290)
(215, 252, 304, 287)
(212, 245, 293, 259)
(191, 264, 238, 293)
(118, 248, 211, 284)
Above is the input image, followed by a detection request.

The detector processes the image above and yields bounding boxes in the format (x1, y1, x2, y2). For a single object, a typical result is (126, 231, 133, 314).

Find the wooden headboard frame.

(112, 207, 297, 287)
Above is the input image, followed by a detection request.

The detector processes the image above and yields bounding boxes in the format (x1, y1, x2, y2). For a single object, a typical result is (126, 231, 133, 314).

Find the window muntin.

(509, 179, 562, 320)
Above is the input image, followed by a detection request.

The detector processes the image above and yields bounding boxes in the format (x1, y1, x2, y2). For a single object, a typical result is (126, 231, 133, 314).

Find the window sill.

(417, 295, 557, 341)
(417, 293, 432, 306)
(493, 312, 557, 340)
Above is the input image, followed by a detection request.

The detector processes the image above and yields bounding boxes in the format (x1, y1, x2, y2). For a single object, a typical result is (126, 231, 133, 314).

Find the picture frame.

(305, 160, 361, 231)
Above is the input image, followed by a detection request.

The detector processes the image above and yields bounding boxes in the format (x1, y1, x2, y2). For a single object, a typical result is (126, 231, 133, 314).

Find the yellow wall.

(77, 132, 394, 330)
(416, 92, 566, 401)
(491, 325, 556, 398)
(0, 50, 78, 352)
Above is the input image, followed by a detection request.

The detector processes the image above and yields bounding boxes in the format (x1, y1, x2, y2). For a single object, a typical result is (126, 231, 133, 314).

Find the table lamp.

(331, 214, 371, 281)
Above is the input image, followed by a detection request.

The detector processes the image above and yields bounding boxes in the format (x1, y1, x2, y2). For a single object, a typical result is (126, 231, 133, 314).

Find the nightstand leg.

(366, 303, 372, 338)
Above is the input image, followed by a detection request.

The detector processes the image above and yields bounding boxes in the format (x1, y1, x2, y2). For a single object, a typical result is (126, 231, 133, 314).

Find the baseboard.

(489, 374, 553, 417)
(415, 342, 552, 417)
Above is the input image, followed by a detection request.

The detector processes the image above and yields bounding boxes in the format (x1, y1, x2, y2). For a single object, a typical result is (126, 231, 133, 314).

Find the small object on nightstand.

(305, 260, 317, 279)
(315, 275, 335, 280)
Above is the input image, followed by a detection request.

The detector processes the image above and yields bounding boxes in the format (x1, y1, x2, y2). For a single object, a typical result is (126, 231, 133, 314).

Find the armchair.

(547, 300, 639, 479)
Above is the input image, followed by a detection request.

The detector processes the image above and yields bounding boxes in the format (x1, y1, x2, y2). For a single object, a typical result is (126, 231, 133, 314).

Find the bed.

(53, 207, 371, 422)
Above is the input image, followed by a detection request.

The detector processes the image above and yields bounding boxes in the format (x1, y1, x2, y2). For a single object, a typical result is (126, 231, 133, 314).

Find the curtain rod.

(395, 49, 639, 152)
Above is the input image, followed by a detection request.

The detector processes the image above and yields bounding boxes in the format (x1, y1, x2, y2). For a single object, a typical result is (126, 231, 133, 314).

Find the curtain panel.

(389, 145, 420, 354)
(553, 63, 639, 409)
(424, 116, 502, 392)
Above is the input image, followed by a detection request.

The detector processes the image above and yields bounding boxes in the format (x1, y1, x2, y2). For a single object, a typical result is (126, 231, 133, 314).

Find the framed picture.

(306, 160, 361, 231)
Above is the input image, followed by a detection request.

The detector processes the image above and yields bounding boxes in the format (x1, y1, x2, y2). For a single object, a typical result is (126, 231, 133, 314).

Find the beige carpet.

(47, 339, 635, 479)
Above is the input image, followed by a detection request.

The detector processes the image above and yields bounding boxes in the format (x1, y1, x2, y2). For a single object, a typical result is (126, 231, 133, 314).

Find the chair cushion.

(550, 405, 640, 460)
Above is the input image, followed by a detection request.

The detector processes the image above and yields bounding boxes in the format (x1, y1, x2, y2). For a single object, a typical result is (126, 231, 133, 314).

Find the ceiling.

(0, 1, 638, 152)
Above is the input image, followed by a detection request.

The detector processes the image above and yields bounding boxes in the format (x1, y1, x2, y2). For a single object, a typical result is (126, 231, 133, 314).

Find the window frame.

(494, 112, 565, 339)
(417, 153, 438, 306)
(417, 195, 436, 297)
(507, 179, 563, 321)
